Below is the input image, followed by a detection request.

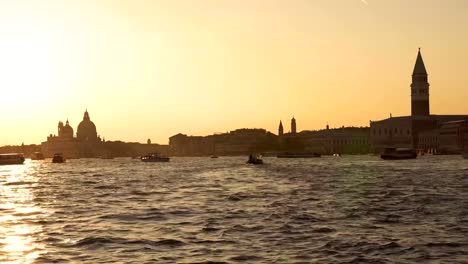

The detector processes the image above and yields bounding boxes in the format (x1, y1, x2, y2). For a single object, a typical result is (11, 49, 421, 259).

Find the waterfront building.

(418, 119, 468, 154)
(280, 124, 371, 155)
(41, 110, 167, 158)
(370, 49, 468, 153)
(275, 115, 371, 154)
(169, 129, 278, 156)
(41, 110, 102, 158)
(42, 119, 82, 158)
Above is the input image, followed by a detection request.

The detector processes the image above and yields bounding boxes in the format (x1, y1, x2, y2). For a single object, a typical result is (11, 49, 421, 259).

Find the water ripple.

(0, 156, 467, 263)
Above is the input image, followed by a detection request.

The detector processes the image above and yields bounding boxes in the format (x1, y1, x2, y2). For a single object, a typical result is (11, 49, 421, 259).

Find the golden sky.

(1, 0, 468, 145)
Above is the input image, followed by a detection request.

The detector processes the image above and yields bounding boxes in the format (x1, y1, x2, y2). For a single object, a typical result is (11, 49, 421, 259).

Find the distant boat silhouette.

(0, 153, 25, 165)
(100, 153, 114, 159)
(52, 153, 66, 163)
(380, 148, 417, 160)
(277, 152, 321, 158)
(247, 154, 263, 165)
(141, 153, 170, 162)
(462, 149, 468, 159)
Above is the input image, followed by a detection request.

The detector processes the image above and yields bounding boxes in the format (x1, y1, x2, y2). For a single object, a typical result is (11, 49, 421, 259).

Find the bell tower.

(278, 120, 284, 136)
(291, 116, 297, 134)
(411, 48, 430, 116)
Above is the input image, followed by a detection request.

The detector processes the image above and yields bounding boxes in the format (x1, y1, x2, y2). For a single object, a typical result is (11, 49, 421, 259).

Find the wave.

(187, 261, 230, 264)
(229, 255, 263, 261)
(99, 212, 166, 221)
(74, 236, 185, 248)
(425, 242, 465, 247)
(3, 181, 35, 186)
(94, 185, 120, 190)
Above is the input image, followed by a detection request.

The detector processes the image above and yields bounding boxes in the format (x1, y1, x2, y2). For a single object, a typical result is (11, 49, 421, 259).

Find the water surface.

(1, 156, 467, 263)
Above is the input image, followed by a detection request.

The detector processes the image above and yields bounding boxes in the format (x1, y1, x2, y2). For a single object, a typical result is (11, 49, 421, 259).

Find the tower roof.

(413, 48, 427, 75)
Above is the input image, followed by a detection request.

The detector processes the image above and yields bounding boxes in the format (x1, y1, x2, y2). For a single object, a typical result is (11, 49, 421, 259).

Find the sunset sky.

(1, 0, 468, 145)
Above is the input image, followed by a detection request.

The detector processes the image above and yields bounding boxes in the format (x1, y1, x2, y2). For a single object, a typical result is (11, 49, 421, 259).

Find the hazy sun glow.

(1, 0, 468, 145)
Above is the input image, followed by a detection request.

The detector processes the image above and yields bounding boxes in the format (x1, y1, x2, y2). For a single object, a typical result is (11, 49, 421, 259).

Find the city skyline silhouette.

(1, 0, 468, 146)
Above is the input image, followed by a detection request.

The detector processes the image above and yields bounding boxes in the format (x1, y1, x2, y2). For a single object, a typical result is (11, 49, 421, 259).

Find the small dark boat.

(211, 155, 219, 159)
(462, 150, 468, 159)
(31, 152, 45, 160)
(100, 153, 114, 159)
(380, 148, 417, 160)
(0, 153, 25, 165)
(247, 154, 263, 165)
(141, 153, 170, 162)
(52, 153, 66, 163)
(277, 152, 321, 158)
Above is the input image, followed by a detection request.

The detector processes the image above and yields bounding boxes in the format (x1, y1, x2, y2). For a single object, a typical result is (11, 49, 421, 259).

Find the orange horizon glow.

(1, 0, 468, 145)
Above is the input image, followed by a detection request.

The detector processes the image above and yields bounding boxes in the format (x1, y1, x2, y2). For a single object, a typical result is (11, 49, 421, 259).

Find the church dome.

(77, 110, 98, 141)
(61, 120, 74, 138)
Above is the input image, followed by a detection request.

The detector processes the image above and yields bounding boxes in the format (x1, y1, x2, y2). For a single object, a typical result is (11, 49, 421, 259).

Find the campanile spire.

(411, 48, 430, 116)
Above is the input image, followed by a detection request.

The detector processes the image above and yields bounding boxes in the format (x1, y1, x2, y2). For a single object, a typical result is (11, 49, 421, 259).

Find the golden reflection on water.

(0, 160, 47, 263)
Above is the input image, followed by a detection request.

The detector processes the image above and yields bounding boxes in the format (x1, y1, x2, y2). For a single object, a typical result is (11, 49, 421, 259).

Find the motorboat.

(31, 152, 45, 160)
(277, 152, 321, 158)
(462, 150, 468, 159)
(211, 155, 219, 159)
(52, 153, 66, 163)
(247, 154, 263, 165)
(100, 153, 114, 159)
(380, 148, 417, 160)
(0, 153, 25, 165)
(141, 153, 170, 162)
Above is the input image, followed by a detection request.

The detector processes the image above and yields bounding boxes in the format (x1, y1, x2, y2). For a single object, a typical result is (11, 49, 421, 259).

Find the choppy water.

(1, 156, 468, 263)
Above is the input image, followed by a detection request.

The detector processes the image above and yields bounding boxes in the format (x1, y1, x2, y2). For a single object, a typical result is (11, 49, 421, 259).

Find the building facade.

(280, 125, 371, 155)
(370, 49, 468, 153)
(169, 129, 278, 156)
(41, 110, 102, 158)
(41, 110, 168, 158)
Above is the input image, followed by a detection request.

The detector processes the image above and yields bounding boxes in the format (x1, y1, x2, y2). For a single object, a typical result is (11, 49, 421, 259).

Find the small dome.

(62, 120, 74, 138)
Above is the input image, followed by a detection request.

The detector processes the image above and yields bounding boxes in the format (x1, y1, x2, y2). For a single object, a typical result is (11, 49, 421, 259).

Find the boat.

(277, 152, 321, 158)
(100, 153, 114, 159)
(31, 152, 45, 160)
(247, 154, 263, 165)
(462, 150, 468, 159)
(52, 153, 66, 163)
(211, 155, 219, 159)
(380, 148, 417, 160)
(0, 153, 25, 165)
(141, 153, 170, 162)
